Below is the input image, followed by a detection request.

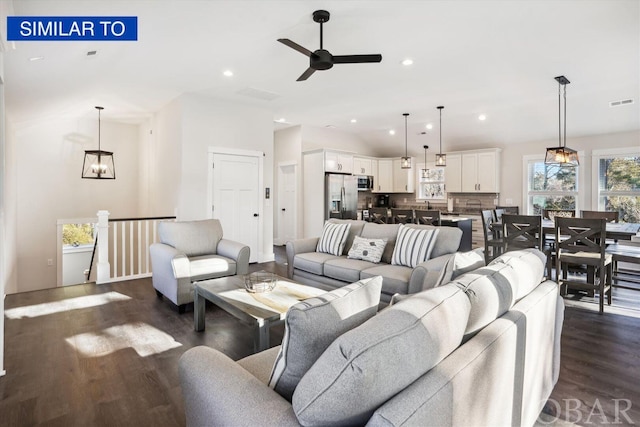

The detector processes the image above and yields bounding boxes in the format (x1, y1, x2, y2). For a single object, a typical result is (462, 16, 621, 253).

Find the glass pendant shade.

(82, 106, 116, 179)
(421, 145, 429, 178)
(436, 106, 446, 166)
(545, 75, 579, 167)
(401, 113, 411, 169)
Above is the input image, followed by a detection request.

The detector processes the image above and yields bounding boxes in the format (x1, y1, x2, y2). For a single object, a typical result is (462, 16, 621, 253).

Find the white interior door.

(212, 153, 259, 263)
(277, 163, 297, 245)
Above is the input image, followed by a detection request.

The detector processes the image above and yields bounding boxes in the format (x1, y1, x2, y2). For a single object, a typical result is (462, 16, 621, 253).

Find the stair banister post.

(96, 210, 111, 284)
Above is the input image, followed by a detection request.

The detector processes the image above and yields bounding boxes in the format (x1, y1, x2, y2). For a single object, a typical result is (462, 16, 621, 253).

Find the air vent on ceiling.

(87, 50, 97, 56)
(609, 98, 634, 107)
(236, 87, 280, 101)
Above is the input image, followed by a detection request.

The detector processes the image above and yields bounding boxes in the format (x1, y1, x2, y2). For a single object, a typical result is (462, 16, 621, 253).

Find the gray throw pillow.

(268, 276, 383, 401)
(347, 236, 387, 263)
(292, 284, 471, 426)
(391, 224, 439, 267)
(316, 222, 351, 256)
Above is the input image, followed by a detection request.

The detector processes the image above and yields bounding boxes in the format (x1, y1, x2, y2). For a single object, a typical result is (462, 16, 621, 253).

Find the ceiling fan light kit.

(401, 113, 411, 169)
(278, 10, 383, 81)
(435, 106, 446, 166)
(545, 75, 579, 167)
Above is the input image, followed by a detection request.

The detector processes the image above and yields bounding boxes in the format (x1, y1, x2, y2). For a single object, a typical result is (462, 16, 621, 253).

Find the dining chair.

(414, 209, 441, 226)
(496, 206, 519, 214)
(580, 210, 619, 223)
(368, 207, 390, 224)
(481, 209, 505, 264)
(502, 214, 551, 278)
(391, 209, 414, 224)
(555, 217, 612, 314)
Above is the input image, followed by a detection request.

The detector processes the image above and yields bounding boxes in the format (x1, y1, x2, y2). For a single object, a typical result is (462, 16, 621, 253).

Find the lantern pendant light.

(401, 113, 411, 169)
(435, 106, 446, 166)
(82, 106, 116, 179)
(544, 75, 579, 167)
(421, 145, 430, 179)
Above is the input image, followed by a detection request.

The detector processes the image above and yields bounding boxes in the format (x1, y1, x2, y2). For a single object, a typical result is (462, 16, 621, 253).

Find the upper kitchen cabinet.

(353, 157, 374, 175)
(392, 158, 415, 193)
(324, 150, 353, 173)
(374, 159, 393, 193)
(447, 149, 501, 193)
(444, 154, 462, 193)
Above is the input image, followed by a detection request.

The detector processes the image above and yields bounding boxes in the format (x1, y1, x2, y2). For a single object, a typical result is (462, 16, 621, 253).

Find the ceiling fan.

(278, 10, 383, 81)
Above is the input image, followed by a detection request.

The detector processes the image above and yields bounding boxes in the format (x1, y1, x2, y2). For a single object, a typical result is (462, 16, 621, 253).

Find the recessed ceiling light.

(478, 114, 487, 121)
(350, 119, 357, 123)
(223, 70, 234, 77)
(425, 123, 433, 130)
(401, 58, 414, 66)
(29, 56, 44, 61)
(389, 130, 396, 135)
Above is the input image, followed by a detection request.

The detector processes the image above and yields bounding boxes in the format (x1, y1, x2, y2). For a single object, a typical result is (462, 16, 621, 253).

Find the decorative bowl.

(244, 271, 277, 293)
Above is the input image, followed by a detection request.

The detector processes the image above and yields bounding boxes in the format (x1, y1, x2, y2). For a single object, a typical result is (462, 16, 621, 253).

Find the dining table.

(541, 219, 640, 241)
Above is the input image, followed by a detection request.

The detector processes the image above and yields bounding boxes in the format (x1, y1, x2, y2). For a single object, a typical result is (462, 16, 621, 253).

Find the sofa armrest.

(179, 346, 299, 427)
(150, 242, 190, 279)
(408, 253, 454, 294)
(285, 237, 319, 279)
(217, 238, 250, 275)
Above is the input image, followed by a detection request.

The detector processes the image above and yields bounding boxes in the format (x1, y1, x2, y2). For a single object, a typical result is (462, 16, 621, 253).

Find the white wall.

(8, 117, 140, 293)
(301, 125, 381, 156)
(0, 47, 7, 376)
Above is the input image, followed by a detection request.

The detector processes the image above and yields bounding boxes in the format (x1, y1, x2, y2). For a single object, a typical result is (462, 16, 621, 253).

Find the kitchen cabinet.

(443, 154, 462, 193)
(392, 158, 414, 193)
(447, 149, 500, 193)
(353, 157, 373, 175)
(324, 151, 353, 173)
(374, 159, 393, 193)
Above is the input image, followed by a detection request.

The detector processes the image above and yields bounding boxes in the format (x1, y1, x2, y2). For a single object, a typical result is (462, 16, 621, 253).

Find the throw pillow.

(316, 222, 351, 256)
(347, 236, 387, 263)
(391, 224, 439, 268)
(268, 276, 383, 401)
(434, 249, 485, 287)
(291, 284, 471, 426)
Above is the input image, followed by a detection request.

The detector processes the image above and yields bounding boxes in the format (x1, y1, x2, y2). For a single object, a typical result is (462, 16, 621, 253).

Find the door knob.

(253, 213, 259, 217)
(281, 208, 286, 211)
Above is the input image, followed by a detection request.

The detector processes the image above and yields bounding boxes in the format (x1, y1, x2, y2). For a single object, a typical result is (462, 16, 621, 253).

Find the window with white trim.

(525, 157, 579, 215)
(593, 150, 639, 222)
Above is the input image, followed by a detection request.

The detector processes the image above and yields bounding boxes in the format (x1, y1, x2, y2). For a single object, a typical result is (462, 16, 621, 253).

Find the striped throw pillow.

(316, 222, 351, 256)
(391, 224, 440, 268)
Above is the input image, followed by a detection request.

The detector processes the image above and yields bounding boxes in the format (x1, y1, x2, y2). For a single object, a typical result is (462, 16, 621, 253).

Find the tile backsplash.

(359, 191, 500, 214)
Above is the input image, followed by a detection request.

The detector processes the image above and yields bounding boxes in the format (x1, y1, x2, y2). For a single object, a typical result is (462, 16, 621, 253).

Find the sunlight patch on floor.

(5, 292, 132, 319)
(66, 322, 182, 357)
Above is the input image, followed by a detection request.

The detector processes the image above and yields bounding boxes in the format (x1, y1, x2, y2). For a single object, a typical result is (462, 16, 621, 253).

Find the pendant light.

(435, 106, 446, 166)
(421, 145, 430, 179)
(82, 106, 116, 179)
(401, 113, 411, 169)
(545, 75, 579, 167)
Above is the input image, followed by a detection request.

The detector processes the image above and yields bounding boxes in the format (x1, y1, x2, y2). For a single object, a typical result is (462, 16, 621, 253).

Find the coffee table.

(193, 274, 326, 352)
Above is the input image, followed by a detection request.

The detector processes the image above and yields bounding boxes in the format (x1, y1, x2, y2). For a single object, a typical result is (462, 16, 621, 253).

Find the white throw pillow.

(268, 276, 383, 401)
(391, 224, 439, 268)
(347, 236, 387, 263)
(316, 222, 351, 256)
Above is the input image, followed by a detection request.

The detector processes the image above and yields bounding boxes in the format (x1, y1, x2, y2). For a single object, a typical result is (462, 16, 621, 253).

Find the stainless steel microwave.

(357, 175, 373, 191)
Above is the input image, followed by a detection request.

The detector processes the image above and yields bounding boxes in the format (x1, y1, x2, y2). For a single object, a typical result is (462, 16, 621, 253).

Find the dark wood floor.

(1, 247, 639, 426)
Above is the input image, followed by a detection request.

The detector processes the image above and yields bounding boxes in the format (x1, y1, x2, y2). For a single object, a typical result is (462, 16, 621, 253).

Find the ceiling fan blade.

(296, 67, 317, 81)
(333, 54, 383, 64)
(278, 38, 312, 57)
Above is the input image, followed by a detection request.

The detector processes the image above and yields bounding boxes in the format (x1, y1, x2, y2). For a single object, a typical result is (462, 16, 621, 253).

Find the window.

(62, 223, 96, 247)
(416, 164, 446, 200)
(524, 156, 579, 215)
(593, 149, 640, 222)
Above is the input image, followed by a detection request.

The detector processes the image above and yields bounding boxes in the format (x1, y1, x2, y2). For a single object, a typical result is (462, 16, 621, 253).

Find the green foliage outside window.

(529, 162, 577, 215)
(600, 157, 640, 222)
(63, 224, 95, 246)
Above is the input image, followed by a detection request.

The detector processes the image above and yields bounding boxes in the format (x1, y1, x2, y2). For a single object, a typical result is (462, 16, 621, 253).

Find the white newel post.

(97, 210, 111, 284)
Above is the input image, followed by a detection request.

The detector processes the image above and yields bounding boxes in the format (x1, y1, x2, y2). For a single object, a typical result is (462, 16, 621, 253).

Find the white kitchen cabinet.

(325, 151, 353, 173)
(444, 154, 462, 193)
(461, 153, 479, 192)
(371, 159, 378, 188)
(374, 159, 393, 193)
(392, 158, 414, 193)
(447, 149, 500, 193)
(353, 157, 373, 175)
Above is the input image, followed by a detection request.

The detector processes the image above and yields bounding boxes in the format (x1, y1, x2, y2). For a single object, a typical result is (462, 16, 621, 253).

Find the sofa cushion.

(324, 257, 377, 283)
(347, 236, 387, 263)
(488, 248, 546, 301)
(391, 224, 439, 268)
(360, 264, 413, 296)
(293, 252, 339, 276)
(327, 219, 366, 256)
(361, 223, 400, 264)
(158, 219, 223, 257)
(434, 249, 485, 287)
(268, 276, 383, 401)
(404, 224, 462, 259)
(292, 284, 471, 426)
(316, 222, 351, 256)
(187, 254, 237, 281)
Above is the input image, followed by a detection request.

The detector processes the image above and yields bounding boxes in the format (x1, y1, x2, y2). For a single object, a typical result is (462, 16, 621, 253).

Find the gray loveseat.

(179, 248, 564, 426)
(149, 219, 250, 312)
(286, 219, 462, 302)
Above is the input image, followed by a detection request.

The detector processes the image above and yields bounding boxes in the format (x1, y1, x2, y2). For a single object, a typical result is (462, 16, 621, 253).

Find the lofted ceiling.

(2, 0, 639, 157)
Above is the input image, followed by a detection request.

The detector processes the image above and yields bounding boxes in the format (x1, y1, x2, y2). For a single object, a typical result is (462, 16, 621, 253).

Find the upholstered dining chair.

(391, 209, 414, 224)
(502, 214, 552, 279)
(481, 209, 505, 264)
(555, 217, 612, 314)
(414, 209, 441, 226)
(368, 207, 389, 224)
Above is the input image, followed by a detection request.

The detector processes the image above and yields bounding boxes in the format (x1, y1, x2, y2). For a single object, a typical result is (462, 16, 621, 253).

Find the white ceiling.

(3, 0, 639, 157)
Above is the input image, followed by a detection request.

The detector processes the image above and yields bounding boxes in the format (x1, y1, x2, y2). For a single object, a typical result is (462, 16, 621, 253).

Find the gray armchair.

(149, 219, 250, 312)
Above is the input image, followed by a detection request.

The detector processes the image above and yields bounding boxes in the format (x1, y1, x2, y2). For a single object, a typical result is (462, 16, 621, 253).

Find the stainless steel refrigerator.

(325, 174, 358, 220)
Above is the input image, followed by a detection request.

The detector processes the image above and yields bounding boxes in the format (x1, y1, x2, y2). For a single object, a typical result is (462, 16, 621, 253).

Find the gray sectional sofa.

(179, 248, 564, 426)
(286, 219, 463, 302)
